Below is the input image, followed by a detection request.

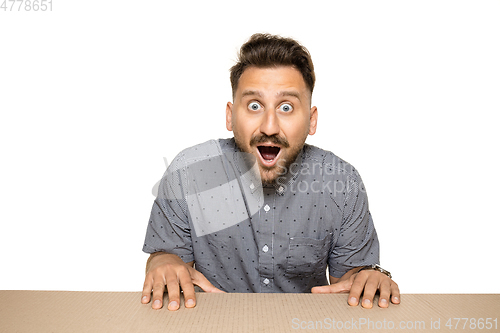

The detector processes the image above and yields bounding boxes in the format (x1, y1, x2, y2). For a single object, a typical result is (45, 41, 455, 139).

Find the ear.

(226, 102, 233, 131)
(308, 106, 318, 135)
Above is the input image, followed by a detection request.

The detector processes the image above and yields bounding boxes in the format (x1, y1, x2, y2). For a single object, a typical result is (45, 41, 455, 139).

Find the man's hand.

(311, 268, 400, 308)
(141, 252, 224, 310)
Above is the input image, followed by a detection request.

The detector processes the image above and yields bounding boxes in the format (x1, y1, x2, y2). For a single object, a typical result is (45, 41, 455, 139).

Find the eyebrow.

(240, 90, 301, 101)
(277, 91, 301, 100)
(241, 90, 262, 98)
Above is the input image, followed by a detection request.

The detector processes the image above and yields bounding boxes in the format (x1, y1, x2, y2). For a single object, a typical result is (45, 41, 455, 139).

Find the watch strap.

(358, 264, 392, 279)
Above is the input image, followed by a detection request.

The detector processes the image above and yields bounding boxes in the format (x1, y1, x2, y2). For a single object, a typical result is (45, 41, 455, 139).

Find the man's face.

(226, 66, 318, 184)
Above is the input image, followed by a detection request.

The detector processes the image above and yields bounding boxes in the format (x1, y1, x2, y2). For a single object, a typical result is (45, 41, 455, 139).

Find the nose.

(259, 109, 280, 137)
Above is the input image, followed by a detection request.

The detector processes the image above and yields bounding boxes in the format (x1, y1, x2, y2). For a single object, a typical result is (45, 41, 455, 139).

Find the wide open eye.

(279, 103, 293, 112)
(248, 102, 262, 111)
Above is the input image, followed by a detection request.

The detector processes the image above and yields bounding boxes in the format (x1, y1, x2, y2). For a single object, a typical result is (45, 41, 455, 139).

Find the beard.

(233, 131, 308, 185)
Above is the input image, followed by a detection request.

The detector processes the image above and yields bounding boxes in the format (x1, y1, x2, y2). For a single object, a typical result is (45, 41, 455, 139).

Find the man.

(141, 33, 400, 311)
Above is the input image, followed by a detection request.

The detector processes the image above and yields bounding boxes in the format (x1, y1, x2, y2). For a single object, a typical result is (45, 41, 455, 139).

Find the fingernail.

(141, 296, 148, 303)
(185, 299, 195, 307)
(363, 299, 371, 307)
(380, 298, 388, 306)
(349, 297, 357, 305)
(168, 301, 178, 310)
(153, 300, 161, 308)
(393, 296, 400, 303)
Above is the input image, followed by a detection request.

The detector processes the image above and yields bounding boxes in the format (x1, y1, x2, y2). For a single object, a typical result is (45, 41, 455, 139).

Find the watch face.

(373, 264, 392, 278)
(359, 264, 391, 279)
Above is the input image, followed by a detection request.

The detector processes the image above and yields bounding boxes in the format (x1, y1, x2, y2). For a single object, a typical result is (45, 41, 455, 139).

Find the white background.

(1, 0, 499, 293)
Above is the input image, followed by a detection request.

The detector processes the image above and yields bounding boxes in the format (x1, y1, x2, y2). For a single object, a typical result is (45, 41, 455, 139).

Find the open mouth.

(257, 145, 281, 166)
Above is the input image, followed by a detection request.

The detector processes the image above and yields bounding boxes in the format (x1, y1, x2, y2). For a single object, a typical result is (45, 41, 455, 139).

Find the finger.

(191, 269, 225, 293)
(311, 279, 351, 293)
(391, 280, 401, 304)
(165, 271, 181, 311)
(360, 273, 380, 309)
(151, 276, 166, 310)
(178, 268, 196, 308)
(348, 272, 367, 306)
(377, 278, 392, 308)
(311, 285, 333, 293)
(141, 275, 153, 304)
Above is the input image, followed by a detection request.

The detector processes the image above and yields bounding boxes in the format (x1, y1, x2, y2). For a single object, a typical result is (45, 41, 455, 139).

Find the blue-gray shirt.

(142, 138, 379, 293)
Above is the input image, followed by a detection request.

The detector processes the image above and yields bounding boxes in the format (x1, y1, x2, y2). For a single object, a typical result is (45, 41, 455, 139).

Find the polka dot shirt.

(143, 138, 379, 293)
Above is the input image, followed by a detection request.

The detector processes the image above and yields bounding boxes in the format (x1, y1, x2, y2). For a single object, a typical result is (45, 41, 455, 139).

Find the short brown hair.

(230, 33, 315, 99)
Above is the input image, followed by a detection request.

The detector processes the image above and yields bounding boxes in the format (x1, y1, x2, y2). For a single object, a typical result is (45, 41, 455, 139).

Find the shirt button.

(262, 245, 269, 253)
(250, 183, 255, 190)
(264, 204, 270, 212)
(263, 278, 270, 285)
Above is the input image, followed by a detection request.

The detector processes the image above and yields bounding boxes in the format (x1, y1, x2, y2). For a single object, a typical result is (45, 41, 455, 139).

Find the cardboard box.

(1, 291, 499, 332)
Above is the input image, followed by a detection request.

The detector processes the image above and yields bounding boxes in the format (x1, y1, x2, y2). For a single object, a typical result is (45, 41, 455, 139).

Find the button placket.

(258, 187, 275, 291)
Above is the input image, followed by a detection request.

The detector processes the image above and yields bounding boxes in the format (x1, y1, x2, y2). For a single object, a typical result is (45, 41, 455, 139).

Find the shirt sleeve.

(328, 168, 380, 278)
(142, 153, 194, 263)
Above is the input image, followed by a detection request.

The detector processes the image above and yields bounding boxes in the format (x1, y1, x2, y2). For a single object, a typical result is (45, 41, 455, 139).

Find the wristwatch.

(358, 264, 392, 278)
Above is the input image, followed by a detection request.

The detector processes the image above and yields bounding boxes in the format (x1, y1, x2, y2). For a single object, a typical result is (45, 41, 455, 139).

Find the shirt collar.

(273, 147, 304, 196)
